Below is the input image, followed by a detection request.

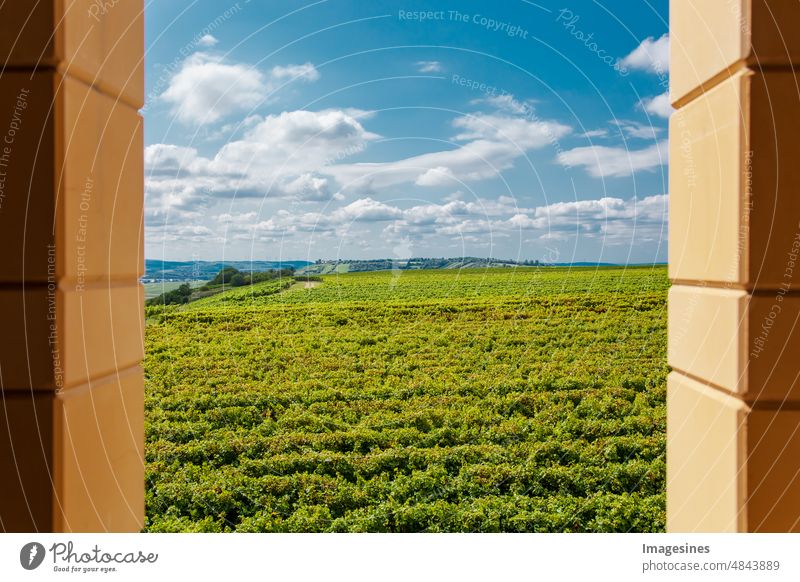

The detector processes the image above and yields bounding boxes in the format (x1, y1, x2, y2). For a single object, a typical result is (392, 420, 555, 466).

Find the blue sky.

(144, 0, 670, 264)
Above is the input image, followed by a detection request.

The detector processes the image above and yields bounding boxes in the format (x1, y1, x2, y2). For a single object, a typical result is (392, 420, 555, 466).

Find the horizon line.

(144, 257, 668, 265)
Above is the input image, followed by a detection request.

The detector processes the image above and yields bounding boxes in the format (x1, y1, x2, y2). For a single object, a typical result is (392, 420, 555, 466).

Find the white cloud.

(416, 60, 443, 73)
(160, 53, 320, 124)
(146, 223, 220, 245)
(326, 141, 521, 190)
(334, 198, 403, 222)
(196, 34, 219, 47)
(144, 179, 205, 225)
(621, 34, 669, 74)
(145, 144, 204, 175)
(557, 140, 668, 177)
(512, 194, 667, 242)
(471, 94, 535, 116)
(164, 192, 667, 250)
(325, 112, 570, 191)
(145, 109, 379, 223)
(217, 211, 257, 225)
(161, 53, 266, 124)
(611, 119, 662, 140)
(149, 86, 572, 227)
(205, 115, 263, 141)
(211, 110, 380, 182)
(278, 173, 336, 202)
(270, 62, 320, 82)
(640, 92, 673, 119)
(146, 101, 574, 235)
(415, 166, 457, 187)
(452, 113, 569, 147)
(580, 129, 609, 139)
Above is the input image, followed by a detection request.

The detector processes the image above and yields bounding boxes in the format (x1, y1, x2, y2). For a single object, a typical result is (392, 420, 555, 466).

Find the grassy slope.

(186, 278, 294, 307)
(144, 280, 207, 300)
(145, 266, 669, 532)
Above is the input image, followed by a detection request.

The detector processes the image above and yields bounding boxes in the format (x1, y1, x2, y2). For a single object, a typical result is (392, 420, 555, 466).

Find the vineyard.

(144, 266, 669, 532)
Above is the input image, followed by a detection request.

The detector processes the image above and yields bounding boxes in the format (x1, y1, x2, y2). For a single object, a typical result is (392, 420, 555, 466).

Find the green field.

(144, 266, 669, 532)
(144, 280, 207, 299)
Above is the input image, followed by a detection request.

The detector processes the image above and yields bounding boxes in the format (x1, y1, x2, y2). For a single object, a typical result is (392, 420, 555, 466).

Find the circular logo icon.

(20, 542, 46, 570)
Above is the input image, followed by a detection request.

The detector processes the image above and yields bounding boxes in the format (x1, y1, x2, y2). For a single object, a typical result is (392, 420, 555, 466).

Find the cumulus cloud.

(621, 34, 669, 74)
(505, 194, 667, 242)
(556, 140, 668, 177)
(196, 34, 219, 47)
(145, 109, 379, 223)
(334, 198, 403, 222)
(145, 144, 205, 176)
(144, 179, 206, 226)
(213, 198, 404, 240)
(327, 140, 525, 190)
(149, 83, 574, 225)
(270, 62, 320, 82)
(580, 129, 609, 139)
(211, 193, 667, 248)
(471, 94, 536, 116)
(325, 112, 570, 191)
(452, 113, 569, 147)
(213, 109, 379, 175)
(415, 166, 457, 187)
(416, 60, 443, 73)
(639, 92, 673, 119)
(147, 223, 221, 245)
(611, 119, 662, 140)
(147, 99, 573, 231)
(160, 53, 320, 124)
(161, 54, 266, 124)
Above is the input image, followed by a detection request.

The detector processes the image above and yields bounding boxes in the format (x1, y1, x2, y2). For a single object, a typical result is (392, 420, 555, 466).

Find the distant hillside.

(144, 259, 312, 281)
(145, 258, 635, 280)
(297, 257, 547, 275)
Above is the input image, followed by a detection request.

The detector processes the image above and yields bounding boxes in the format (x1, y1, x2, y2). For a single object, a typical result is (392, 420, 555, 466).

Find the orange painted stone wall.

(0, 1, 144, 532)
(668, 0, 800, 532)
